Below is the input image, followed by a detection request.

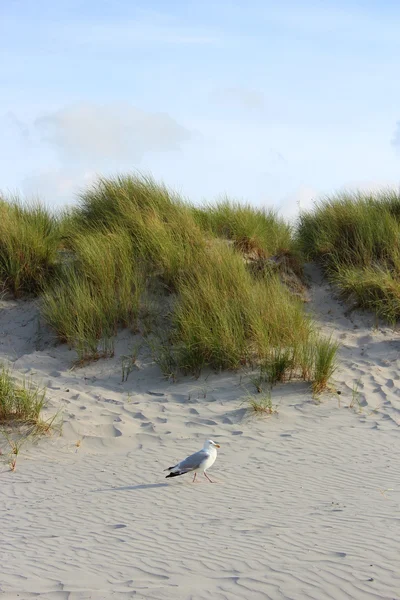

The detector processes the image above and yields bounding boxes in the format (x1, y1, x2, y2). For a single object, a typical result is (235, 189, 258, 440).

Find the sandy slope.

(1, 266, 400, 600)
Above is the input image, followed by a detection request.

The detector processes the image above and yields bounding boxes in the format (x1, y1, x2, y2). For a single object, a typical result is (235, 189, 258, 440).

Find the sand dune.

(1, 265, 400, 599)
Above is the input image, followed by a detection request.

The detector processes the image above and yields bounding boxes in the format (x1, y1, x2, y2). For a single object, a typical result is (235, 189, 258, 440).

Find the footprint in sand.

(140, 422, 155, 432)
(132, 411, 147, 420)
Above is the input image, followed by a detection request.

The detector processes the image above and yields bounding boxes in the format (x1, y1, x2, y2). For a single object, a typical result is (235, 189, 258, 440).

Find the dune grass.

(298, 190, 400, 323)
(0, 198, 61, 297)
(0, 174, 338, 390)
(69, 175, 205, 288)
(41, 228, 145, 362)
(40, 174, 204, 361)
(332, 264, 400, 324)
(298, 191, 400, 267)
(172, 241, 310, 372)
(192, 199, 293, 257)
(171, 240, 335, 387)
(49, 175, 337, 386)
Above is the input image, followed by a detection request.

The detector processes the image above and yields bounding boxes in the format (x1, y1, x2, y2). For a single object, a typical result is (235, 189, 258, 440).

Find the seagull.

(164, 439, 220, 483)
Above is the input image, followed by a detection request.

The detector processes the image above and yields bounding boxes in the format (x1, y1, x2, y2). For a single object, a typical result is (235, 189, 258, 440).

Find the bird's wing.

(173, 449, 210, 473)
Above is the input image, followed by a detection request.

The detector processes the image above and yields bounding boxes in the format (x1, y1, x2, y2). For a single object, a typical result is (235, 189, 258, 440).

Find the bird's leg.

(204, 472, 214, 483)
(192, 472, 197, 482)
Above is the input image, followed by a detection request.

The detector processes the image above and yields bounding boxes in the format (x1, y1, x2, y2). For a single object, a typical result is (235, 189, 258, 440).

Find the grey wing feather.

(175, 449, 209, 473)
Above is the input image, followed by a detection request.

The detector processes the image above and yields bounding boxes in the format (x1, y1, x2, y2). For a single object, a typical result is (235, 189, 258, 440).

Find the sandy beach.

(1, 265, 400, 600)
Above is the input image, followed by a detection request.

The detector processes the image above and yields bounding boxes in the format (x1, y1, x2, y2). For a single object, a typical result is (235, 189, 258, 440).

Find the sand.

(1, 264, 400, 600)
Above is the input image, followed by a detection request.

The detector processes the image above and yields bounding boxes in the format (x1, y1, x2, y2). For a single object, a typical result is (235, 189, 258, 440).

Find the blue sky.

(1, 0, 400, 217)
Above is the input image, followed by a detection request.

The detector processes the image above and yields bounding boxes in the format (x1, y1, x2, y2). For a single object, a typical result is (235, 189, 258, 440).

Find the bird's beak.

(214, 443, 220, 448)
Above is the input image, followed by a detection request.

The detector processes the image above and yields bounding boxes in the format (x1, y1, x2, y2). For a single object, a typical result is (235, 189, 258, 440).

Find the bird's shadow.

(93, 483, 169, 493)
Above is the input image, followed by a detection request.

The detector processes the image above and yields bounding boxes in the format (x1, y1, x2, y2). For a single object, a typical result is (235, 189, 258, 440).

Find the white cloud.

(3, 103, 192, 207)
(34, 104, 192, 164)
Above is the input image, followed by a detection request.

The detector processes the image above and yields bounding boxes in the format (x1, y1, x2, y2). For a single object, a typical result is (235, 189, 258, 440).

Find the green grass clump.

(58, 175, 308, 367)
(298, 191, 400, 267)
(0, 198, 60, 296)
(312, 337, 339, 395)
(246, 391, 277, 415)
(0, 365, 60, 471)
(262, 347, 294, 385)
(297, 190, 400, 322)
(173, 243, 254, 372)
(41, 228, 144, 361)
(192, 199, 293, 257)
(0, 365, 45, 423)
(70, 174, 205, 287)
(41, 174, 206, 361)
(332, 265, 400, 325)
(171, 240, 320, 378)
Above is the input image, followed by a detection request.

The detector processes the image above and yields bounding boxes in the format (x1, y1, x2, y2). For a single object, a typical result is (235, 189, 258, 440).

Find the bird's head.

(204, 439, 220, 449)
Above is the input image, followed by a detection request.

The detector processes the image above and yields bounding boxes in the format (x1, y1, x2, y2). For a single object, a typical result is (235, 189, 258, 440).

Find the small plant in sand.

(187, 381, 212, 400)
(148, 337, 179, 382)
(33, 410, 63, 436)
(1, 418, 61, 471)
(0, 365, 60, 471)
(262, 348, 294, 386)
(0, 365, 45, 423)
(246, 391, 277, 416)
(121, 343, 142, 382)
(0, 430, 30, 471)
(312, 337, 339, 395)
(249, 370, 265, 393)
(349, 378, 363, 412)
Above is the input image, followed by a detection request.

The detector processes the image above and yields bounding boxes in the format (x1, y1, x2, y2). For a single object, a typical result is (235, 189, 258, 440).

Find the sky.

(1, 0, 400, 218)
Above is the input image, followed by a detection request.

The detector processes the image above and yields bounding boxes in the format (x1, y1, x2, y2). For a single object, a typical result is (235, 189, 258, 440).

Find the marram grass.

(1, 174, 338, 392)
(298, 189, 400, 322)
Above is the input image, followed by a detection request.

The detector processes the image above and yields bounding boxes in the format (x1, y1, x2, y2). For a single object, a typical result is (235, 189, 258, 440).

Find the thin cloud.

(34, 104, 192, 164)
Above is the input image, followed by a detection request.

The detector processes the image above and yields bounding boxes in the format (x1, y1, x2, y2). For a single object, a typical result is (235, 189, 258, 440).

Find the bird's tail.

(165, 470, 183, 478)
(163, 466, 175, 472)
(164, 465, 184, 478)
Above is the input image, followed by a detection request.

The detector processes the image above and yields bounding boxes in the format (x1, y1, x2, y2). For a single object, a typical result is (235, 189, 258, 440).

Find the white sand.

(1, 265, 400, 600)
